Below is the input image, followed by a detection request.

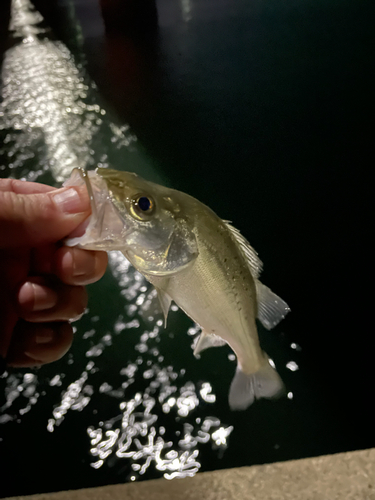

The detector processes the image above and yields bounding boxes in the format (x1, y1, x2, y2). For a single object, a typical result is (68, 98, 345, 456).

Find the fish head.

(64, 168, 198, 276)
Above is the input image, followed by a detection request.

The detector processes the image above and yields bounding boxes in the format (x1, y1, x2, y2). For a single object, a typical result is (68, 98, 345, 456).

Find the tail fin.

(228, 360, 285, 410)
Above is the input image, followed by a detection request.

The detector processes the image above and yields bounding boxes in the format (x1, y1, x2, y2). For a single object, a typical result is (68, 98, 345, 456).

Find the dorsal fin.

(223, 221, 263, 278)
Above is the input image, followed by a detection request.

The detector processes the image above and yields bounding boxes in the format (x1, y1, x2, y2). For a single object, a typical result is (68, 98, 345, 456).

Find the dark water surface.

(0, 0, 373, 497)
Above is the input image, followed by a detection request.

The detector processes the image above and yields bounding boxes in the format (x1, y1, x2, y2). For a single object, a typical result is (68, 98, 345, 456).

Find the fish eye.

(132, 194, 155, 218)
(138, 196, 152, 212)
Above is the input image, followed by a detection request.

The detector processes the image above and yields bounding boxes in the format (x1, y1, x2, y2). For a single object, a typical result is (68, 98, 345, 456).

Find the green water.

(0, 0, 373, 497)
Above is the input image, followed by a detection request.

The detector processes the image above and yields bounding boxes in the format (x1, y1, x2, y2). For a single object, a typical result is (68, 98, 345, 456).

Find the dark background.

(0, 0, 374, 497)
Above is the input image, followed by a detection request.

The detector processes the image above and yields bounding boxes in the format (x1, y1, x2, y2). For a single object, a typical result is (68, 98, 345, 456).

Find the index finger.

(0, 178, 55, 195)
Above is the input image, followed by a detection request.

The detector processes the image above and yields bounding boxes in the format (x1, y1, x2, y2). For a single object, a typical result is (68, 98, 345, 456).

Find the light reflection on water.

(0, 0, 136, 183)
(0, 0, 300, 485)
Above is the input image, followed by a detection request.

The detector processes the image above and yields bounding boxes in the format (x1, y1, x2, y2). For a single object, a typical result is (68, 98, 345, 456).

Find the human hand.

(0, 178, 108, 370)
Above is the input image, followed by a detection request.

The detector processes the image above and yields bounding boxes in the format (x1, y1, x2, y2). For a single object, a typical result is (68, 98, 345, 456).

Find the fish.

(65, 167, 290, 410)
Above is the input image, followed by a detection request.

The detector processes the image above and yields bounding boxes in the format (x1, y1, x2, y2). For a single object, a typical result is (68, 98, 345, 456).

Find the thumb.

(0, 186, 91, 248)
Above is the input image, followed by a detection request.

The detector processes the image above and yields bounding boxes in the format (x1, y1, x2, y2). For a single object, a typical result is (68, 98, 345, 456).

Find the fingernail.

(61, 250, 74, 273)
(18, 282, 58, 312)
(73, 250, 96, 278)
(62, 248, 97, 283)
(52, 187, 88, 214)
(66, 217, 90, 239)
(35, 328, 55, 344)
(24, 352, 43, 363)
(70, 310, 86, 322)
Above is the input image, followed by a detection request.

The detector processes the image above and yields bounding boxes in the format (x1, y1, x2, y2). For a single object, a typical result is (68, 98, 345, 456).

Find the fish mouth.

(64, 167, 130, 251)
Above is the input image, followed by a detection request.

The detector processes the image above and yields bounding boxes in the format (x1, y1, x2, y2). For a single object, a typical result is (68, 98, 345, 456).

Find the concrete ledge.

(5, 448, 375, 500)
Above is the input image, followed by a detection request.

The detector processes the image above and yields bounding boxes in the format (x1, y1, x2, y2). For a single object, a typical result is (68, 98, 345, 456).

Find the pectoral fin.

(193, 331, 226, 357)
(156, 287, 172, 328)
(255, 280, 291, 330)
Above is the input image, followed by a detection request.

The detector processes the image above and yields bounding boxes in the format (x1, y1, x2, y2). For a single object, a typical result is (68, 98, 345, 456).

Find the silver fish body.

(65, 168, 290, 410)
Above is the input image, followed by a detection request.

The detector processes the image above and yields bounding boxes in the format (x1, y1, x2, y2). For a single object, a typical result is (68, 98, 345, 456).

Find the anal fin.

(193, 331, 226, 357)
